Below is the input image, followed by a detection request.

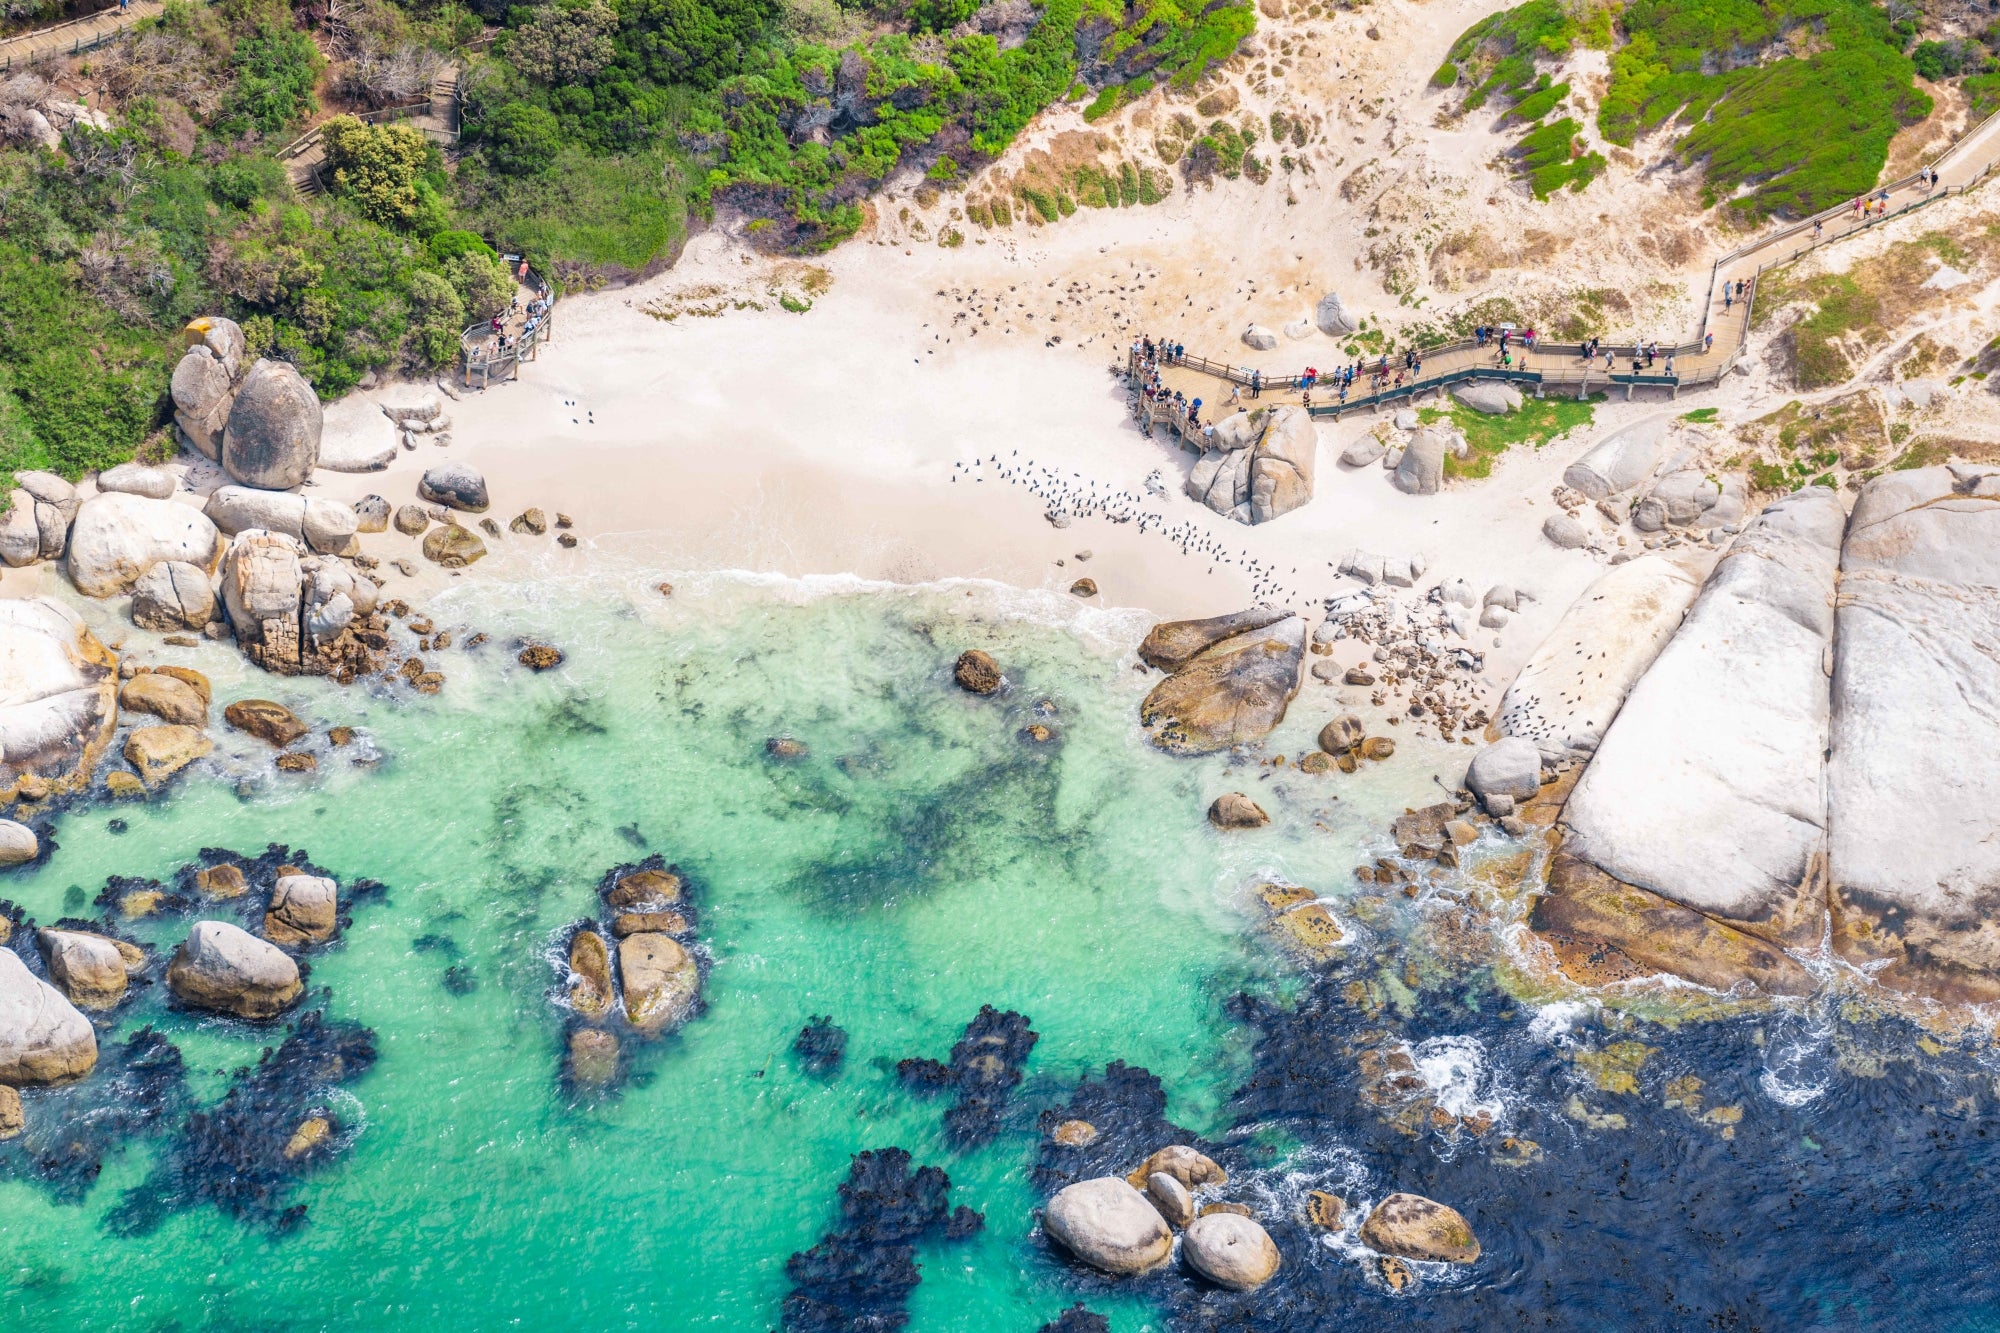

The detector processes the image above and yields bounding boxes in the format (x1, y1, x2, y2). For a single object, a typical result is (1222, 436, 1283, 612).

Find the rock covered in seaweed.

(896, 1004, 1037, 1148)
(1359, 1192, 1481, 1263)
(794, 1015, 847, 1076)
(782, 1147, 982, 1331)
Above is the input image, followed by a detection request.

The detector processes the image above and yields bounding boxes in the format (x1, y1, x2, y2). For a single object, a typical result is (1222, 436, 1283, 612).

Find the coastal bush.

(220, 21, 325, 134)
(1441, 0, 1934, 217)
(320, 118, 438, 228)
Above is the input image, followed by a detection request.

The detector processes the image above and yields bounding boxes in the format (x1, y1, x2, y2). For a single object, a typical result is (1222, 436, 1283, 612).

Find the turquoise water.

(1, 574, 1444, 1331)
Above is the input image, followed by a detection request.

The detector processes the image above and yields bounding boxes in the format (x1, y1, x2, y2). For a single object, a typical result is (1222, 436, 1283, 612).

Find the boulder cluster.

(171, 320, 323, 489)
(1184, 406, 1318, 525)
(1042, 1144, 1282, 1291)
(556, 857, 707, 1090)
(1543, 415, 1749, 556)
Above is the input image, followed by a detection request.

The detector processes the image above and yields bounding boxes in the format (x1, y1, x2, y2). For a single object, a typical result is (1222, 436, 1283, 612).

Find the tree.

(319, 117, 432, 226)
(445, 250, 515, 322)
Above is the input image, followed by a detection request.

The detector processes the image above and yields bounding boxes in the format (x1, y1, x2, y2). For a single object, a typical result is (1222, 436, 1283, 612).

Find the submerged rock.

(897, 1005, 1037, 1149)
(1038, 1306, 1111, 1333)
(1208, 793, 1269, 829)
(224, 699, 308, 747)
(1182, 1211, 1281, 1289)
(953, 649, 1003, 694)
(120, 672, 207, 727)
(565, 1026, 621, 1089)
(1359, 1192, 1481, 1263)
(0, 947, 98, 1084)
(123, 724, 213, 787)
(1043, 1177, 1174, 1275)
(795, 1015, 847, 1076)
(167, 920, 303, 1019)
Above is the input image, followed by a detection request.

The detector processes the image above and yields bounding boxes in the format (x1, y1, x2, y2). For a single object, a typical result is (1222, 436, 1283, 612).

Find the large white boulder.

(1241, 324, 1279, 351)
(1453, 381, 1522, 414)
(0, 818, 37, 866)
(1466, 736, 1543, 809)
(1634, 470, 1722, 532)
(171, 344, 235, 459)
(1392, 427, 1446, 496)
(222, 359, 322, 490)
(1043, 1177, 1174, 1275)
(0, 597, 118, 801)
(1562, 415, 1669, 500)
(1182, 1212, 1281, 1290)
(0, 471, 80, 567)
(1186, 407, 1317, 525)
(1314, 291, 1359, 335)
(1827, 466, 2000, 1000)
(0, 947, 97, 1085)
(1562, 488, 1844, 942)
(65, 492, 224, 597)
(1496, 556, 1702, 761)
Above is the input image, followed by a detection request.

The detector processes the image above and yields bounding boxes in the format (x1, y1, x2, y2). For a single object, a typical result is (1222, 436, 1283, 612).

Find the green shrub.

(485, 103, 565, 177)
(222, 22, 325, 134)
(321, 118, 435, 227)
(406, 270, 467, 367)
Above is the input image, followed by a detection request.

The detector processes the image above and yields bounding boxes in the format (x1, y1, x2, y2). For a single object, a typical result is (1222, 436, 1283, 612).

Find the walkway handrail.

(0, 0, 187, 71)
(459, 262, 558, 388)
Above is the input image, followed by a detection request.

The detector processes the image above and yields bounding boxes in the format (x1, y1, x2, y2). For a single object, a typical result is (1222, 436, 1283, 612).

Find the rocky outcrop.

(953, 649, 1003, 694)
(0, 471, 79, 567)
(222, 359, 322, 490)
(1392, 427, 1446, 495)
(1826, 466, 2000, 1001)
(421, 523, 485, 567)
(223, 698, 308, 746)
(1465, 736, 1542, 812)
(0, 947, 97, 1085)
(1562, 415, 1669, 500)
(1208, 793, 1268, 828)
(1359, 1193, 1480, 1263)
(1542, 513, 1590, 549)
(1495, 557, 1701, 761)
(1140, 612, 1304, 755)
(354, 496, 390, 533)
(65, 492, 224, 598)
(1557, 489, 1844, 960)
(1340, 433, 1386, 467)
(0, 597, 119, 802)
(1315, 291, 1359, 335)
(1043, 1177, 1174, 1275)
(1182, 1212, 1280, 1290)
(166, 920, 303, 1019)
(219, 531, 382, 679)
(1242, 324, 1278, 351)
(130, 561, 218, 633)
(1634, 471, 1746, 533)
(1185, 406, 1318, 525)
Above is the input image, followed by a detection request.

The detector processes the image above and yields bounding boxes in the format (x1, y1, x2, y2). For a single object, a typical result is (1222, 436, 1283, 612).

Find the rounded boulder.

(1183, 1211, 1281, 1290)
(1359, 1192, 1480, 1263)
(1044, 1177, 1174, 1276)
(130, 560, 218, 632)
(1467, 736, 1543, 810)
(0, 818, 38, 866)
(0, 947, 97, 1085)
(418, 463, 490, 514)
(66, 492, 224, 597)
(223, 359, 323, 490)
(97, 463, 177, 500)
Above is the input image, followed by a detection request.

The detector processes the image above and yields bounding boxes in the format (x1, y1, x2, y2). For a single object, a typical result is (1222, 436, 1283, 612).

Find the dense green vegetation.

(1420, 394, 1601, 480)
(0, 0, 1250, 492)
(1440, 0, 1969, 218)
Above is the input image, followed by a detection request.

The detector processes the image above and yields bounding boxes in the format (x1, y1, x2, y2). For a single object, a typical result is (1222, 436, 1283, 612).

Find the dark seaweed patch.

(0, 1029, 189, 1204)
(108, 1008, 377, 1237)
(1032, 1061, 1205, 1194)
(781, 1147, 983, 1332)
(898, 1006, 1038, 1150)
(1037, 1305, 1110, 1333)
(794, 1015, 847, 1077)
(442, 964, 477, 995)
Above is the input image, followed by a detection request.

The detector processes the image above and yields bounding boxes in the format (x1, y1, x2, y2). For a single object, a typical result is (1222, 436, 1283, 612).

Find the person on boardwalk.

(1249, 368, 1261, 399)
(1704, 332, 1713, 353)
(1724, 285, 1732, 312)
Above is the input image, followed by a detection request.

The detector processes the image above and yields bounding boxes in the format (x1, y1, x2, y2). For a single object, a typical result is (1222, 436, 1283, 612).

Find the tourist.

(1813, 220, 1823, 241)
(1704, 332, 1714, 353)
(1665, 353, 1675, 377)
(1250, 369, 1262, 398)
(1301, 388, 1312, 411)
(1724, 286, 1732, 311)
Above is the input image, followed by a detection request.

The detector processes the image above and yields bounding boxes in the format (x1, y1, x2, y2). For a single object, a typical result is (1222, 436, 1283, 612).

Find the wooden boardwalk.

(1136, 104, 2000, 435)
(0, 0, 166, 70)
(279, 64, 462, 197)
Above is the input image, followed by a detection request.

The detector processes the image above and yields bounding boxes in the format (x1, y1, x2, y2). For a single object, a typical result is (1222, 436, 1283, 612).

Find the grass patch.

(1422, 393, 1602, 480)
(1679, 407, 1720, 422)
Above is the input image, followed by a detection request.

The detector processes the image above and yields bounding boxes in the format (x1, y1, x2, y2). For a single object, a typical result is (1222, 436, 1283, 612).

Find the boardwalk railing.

(460, 262, 556, 389)
(0, 0, 181, 71)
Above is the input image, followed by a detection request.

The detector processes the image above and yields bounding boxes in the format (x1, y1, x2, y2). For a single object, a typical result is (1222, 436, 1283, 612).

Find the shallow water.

(5, 575, 1999, 1332)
